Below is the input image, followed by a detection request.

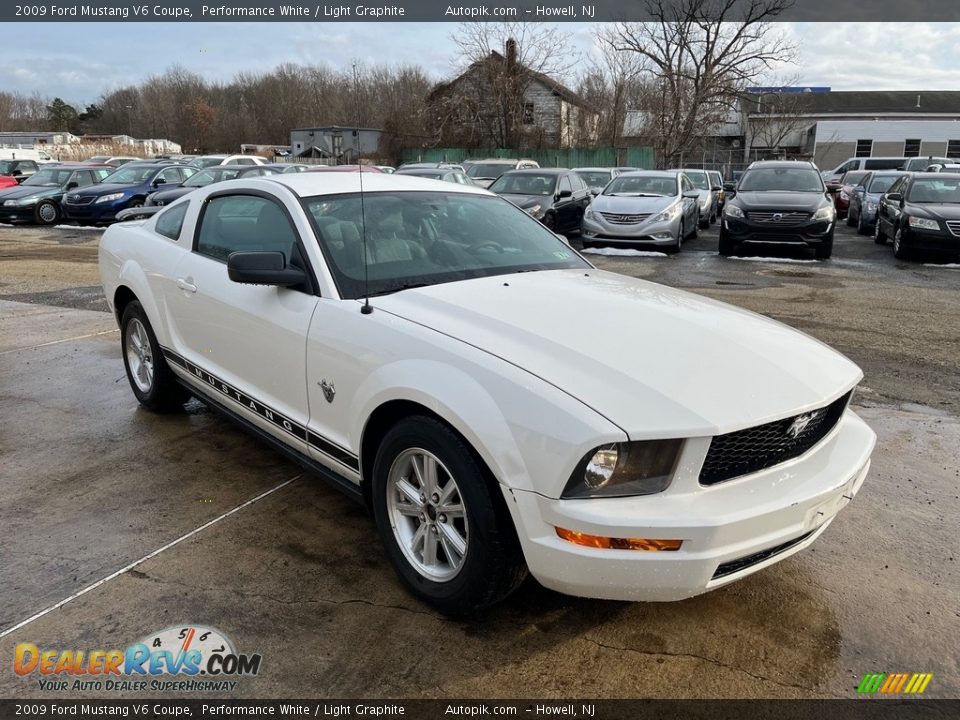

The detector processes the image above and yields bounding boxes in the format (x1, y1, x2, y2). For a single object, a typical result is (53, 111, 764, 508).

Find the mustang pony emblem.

(786, 410, 822, 439)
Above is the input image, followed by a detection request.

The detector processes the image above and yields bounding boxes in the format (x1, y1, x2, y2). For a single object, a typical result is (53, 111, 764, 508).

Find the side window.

(558, 176, 572, 195)
(888, 177, 906, 194)
(73, 171, 94, 187)
(682, 176, 692, 192)
(196, 194, 298, 264)
(233, 158, 255, 166)
(95, 169, 112, 181)
(155, 168, 180, 184)
(155, 202, 188, 241)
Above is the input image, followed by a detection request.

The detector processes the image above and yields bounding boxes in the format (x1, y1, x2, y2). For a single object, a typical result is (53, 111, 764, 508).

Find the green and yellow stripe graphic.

(857, 672, 933, 694)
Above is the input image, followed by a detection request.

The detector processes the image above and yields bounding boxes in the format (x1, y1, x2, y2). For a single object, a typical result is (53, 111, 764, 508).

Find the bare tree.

(600, 0, 796, 167)
(436, 22, 581, 148)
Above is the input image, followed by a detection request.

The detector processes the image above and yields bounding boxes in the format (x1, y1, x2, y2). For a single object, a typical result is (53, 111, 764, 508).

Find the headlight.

(562, 440, 683, 499)
(5, 197, 36, 206)
(584, 207, 596, 220)
(724, 204, 744, 219)
(653, 202, 682, 222)
(812, 205, 835, 221)
(866, 202, 877, 212)
(95, 193, 125, 204)
(908, 216, 939, 230)
(524, 204, 543, 218)
(3, 200, 18, 207)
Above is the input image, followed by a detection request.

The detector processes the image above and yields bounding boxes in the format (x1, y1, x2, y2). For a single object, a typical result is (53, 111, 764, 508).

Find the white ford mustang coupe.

(99, 173, 876, 614)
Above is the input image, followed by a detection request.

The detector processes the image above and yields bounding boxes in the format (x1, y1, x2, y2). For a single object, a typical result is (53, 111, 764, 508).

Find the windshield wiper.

(364, 282, 431, 298)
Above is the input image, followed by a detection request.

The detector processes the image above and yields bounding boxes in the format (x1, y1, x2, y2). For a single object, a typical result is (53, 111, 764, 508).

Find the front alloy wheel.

(372, 416, 526, 614)
(125, 317, 155, 394)
(893, 227, 910, 259)
(35, 200, 60, 225)
(120, 300, 189, 412)
(387, 449, 469, 581)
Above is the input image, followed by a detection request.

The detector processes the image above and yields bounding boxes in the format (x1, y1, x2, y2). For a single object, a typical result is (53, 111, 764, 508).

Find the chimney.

(505, 38, 518, 74)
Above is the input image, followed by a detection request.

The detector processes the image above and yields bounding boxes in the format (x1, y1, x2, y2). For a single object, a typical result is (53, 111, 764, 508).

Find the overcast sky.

(6, 22, 960, 105)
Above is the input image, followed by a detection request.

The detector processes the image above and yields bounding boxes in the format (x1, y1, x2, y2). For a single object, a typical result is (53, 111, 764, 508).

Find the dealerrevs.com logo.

(14, 625, 261, 693)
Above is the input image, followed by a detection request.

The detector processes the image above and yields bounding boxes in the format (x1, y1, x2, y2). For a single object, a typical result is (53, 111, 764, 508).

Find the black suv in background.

(720, 161, 836, 259)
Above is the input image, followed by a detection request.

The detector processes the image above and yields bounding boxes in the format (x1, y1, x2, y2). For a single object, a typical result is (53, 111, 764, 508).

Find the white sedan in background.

(99, 173, 875, 614)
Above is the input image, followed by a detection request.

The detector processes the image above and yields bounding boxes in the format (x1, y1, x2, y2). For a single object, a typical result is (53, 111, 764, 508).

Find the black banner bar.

(4, 1, 960, 23)
(0, 700, 957, 720)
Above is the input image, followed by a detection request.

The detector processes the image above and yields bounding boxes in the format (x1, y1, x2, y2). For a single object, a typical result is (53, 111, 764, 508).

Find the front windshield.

(738, 168, 824, 192)
(191, 157, 225, 168)
(685, 172, 709, 190)
(867, 175, 900, 193)
(576, 171, 612, 188)
(101, 166, 156, 185)
(304, 191, 588, 299)
(184, 168, 240, 187)
(843, 171, 869, 186)
(23, 168, 74, 186)
(467, 163, 515, 179)
(603, 175, 678, 197)
(488, 173, 557, 196)
(907, 177, 960, 203)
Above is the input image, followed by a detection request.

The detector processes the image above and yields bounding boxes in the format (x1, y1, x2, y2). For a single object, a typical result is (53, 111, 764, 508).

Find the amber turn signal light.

(555, 527, 682, 551)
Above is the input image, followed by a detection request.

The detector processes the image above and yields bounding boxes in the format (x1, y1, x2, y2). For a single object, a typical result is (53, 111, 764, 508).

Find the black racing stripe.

(161, 347, 359, 472)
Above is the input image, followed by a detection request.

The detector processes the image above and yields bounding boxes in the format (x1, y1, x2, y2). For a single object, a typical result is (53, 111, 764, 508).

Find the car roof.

(747, 161, 817, 168)
(501, 168, 568, 175)
(619, 170, 681, 178)
(572, 167, 612, 172)
(257, 172, 492, 198)
(912, 172, 960, 180)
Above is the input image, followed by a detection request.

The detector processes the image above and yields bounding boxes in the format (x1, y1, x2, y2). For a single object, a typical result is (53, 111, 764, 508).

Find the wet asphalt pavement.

(0, 221, 957, 699)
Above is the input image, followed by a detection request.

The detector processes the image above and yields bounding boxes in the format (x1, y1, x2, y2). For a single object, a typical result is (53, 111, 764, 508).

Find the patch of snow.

(54, 225, 102, 232)
(582, 247, 668, 258)
(922, 262, 960, 269)
(726, 256, 818, 264)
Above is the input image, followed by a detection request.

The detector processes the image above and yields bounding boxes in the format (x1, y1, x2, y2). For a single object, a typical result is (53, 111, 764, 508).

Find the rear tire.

(120, 301, 189, 412)
(857, 211, 869, 236)
(698, 211, 709, 230)
(371, 416, 527, 615)
(846, 209, 855, 227)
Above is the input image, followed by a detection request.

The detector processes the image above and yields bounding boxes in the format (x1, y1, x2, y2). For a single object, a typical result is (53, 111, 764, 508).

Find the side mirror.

(723, 181, 736, 191)
(711, 185, 722, 192)
(227, 251, 306, 287)
(153, 178, 164, 187)
(557, 189, 572, 199)
(590, 188, 600, 196)
(886, 192, 903, 203)
(65, 181, 78, 190)
(11, 170, 22, 176)
(682, 190, 700, 199)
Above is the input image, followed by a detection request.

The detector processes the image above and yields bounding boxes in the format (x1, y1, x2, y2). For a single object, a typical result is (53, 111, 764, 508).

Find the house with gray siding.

(427, 40, 598, 150)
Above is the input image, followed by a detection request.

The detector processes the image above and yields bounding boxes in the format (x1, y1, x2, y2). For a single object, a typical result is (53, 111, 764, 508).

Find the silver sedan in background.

(580, 170, 701, 252)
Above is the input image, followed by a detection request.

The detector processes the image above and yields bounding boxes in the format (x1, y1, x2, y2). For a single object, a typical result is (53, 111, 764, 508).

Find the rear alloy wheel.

(372, 416, 527, 615)
(893, 226, 911, 260)
(120, 301, 190, 412)
(35, 200, 60, 225)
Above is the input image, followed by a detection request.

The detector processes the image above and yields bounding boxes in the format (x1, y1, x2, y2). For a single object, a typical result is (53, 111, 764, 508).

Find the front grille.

(65, 194, 94, 205)
(747, 211, 810, 225)
(946, 220, 960, 237)
(600, 212, 651, 225)
(712, 531, 815, 580)
(699, 391, 852, 486)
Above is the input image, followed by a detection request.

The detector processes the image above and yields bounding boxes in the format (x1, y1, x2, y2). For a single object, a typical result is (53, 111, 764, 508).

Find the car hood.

(908, 202, 960, 221)
(150, 187, 195, 204)
(732, 191, 828, 211)
(375, 269, 861, 437)
(497, 193, 552, 209)
(591, 194, 677, 214)
(0, 184, 60, 201)
(71, 182, 138, 197)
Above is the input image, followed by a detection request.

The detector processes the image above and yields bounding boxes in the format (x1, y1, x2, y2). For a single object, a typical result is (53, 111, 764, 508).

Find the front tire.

(856, 211, 869, 235)
(371, 416, 527, 615)
(814, 234, 834, 260)
(718, 227, 735, 256)
(893, 226, 911, 260)
(120, 301, 189, 412)
(667, 221, 683, 253)
(35, 200, 60, 225)
(698, 211, 709, 230)
(874, 219, 887, 244)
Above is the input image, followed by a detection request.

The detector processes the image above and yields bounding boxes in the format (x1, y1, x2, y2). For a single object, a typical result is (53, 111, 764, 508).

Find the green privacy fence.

(398, 146, 655, 169)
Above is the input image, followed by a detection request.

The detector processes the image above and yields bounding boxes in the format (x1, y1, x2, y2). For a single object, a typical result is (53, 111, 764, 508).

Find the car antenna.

(355, 62, 373, 315)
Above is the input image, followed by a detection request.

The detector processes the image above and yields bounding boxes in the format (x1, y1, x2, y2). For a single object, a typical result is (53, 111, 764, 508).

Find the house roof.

(429, 51, 598, 114)
(745, 90, 960, 115)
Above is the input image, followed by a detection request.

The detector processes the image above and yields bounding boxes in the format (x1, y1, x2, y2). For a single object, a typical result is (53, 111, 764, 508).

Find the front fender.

(351, 359, 625, 496)
(116, 258, 170, 346)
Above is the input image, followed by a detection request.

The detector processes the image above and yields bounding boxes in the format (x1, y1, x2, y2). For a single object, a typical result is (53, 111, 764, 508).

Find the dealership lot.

(0, 222, 957, 698)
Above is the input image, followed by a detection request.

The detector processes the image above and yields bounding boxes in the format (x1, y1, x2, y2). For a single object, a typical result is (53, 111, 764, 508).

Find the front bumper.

(0, 204, 38, 223)
(581, 213, 681, 244)
(63, 198, 129, 222)
(900, 226, 960, 253)
(510, 410, 875, 601)
(723, 216, 833, 247)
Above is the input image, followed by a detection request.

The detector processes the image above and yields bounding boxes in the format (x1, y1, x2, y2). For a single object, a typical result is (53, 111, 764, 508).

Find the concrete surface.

(0, 223, 957, 699)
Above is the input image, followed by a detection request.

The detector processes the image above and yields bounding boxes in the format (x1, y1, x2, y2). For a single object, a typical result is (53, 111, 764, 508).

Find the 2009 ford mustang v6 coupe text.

(99, 173, 876, 614)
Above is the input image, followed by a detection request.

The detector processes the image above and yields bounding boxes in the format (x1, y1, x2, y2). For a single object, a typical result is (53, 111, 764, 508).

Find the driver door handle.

(176, 278, 197, 293)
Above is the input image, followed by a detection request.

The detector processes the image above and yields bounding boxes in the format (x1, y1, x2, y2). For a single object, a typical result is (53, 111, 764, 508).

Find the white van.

(0, 147, 54, 163)
(822, 155, 954, 183)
